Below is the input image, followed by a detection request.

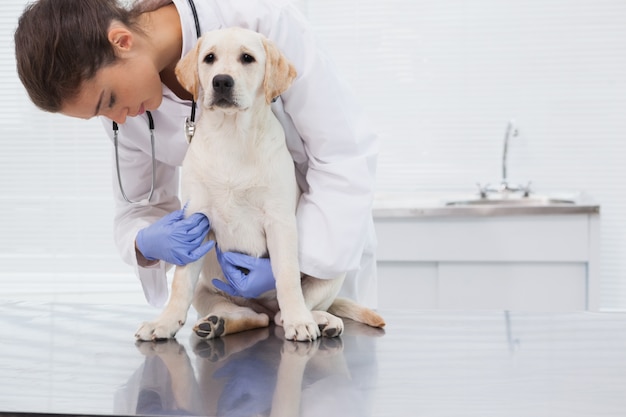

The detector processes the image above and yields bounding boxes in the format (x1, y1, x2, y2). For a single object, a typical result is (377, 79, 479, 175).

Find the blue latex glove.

(136, 208, 214, 265)
(212, 247, 276, 298)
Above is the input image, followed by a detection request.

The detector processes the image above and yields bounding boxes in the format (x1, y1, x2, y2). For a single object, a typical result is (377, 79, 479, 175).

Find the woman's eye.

(204, 53, 215, 64)
(241, 54, 255, 64)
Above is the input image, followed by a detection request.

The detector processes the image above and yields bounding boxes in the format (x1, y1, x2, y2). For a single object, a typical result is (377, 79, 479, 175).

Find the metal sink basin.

(372, 192, 599, 217)
(439, 193, 599, 216)
(446, 195, 576, 207)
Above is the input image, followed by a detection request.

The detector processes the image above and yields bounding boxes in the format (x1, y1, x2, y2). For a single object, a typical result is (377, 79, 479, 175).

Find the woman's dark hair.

(14, 0, 142, 112)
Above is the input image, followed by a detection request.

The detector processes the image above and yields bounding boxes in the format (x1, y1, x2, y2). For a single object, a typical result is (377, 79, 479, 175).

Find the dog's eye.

(204, 53, 215, 64)
(241, 53, 256, 64)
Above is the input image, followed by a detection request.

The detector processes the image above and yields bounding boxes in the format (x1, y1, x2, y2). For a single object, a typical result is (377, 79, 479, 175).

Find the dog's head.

(175, 27, 297, 112)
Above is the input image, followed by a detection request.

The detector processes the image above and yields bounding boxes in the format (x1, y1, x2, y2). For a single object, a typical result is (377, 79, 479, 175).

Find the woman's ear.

(108, 23, 134, 54)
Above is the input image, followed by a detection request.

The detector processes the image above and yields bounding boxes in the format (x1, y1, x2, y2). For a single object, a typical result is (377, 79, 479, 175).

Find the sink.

(445, 195, 576, 207)
(372, 192, 599, 217)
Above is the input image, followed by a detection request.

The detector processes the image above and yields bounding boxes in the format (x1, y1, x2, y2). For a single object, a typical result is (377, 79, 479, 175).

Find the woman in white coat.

(15, 0, 379, 308)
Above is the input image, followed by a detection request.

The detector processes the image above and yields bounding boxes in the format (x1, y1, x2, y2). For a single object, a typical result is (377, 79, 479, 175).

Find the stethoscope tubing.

(113, 111, 156, 205)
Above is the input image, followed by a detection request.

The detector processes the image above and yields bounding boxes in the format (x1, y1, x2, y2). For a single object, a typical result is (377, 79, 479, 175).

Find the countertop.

(1, 301, 625, 416)
(373, 192, 600, 217)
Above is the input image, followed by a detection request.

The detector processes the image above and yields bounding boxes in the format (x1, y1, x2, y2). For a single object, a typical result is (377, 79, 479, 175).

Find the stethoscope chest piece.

(184, 116, 196, 144)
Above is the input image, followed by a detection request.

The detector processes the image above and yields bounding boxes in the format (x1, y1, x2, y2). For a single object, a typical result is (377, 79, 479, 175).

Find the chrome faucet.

(477, 120, 531, 198)
(501, 120, 517, 188)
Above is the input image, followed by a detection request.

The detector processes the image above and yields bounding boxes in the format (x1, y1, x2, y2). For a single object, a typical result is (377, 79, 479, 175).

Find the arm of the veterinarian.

(286, 72, 377, 280)
(254, 5, 378, 279)
(215, 1, 378, 283)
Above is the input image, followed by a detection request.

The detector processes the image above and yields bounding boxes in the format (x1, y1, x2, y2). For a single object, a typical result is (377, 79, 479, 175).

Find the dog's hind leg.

(193, 305, 270, 340)
(135, 259, 205, 341)
(298, 273, 386, 329)
(300, 273, 346, 311)
(190, 250, 271, 339)
(311, 310, 344, 338)
(328, 297, 386, 328)
(193, 286, 270, 339)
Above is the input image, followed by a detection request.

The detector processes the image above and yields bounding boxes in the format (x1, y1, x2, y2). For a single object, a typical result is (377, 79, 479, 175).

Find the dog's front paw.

(135, 318, 185, 342)
(275, 311, 320, 342)
(283, 320, 321, 342)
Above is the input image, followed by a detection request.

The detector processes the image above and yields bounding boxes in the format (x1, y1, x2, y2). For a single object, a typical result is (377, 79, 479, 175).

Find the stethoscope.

(113, 0, 201, 205)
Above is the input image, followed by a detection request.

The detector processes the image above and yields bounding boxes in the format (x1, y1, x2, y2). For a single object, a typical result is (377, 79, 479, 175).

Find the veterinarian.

(14, 0, 379, 308)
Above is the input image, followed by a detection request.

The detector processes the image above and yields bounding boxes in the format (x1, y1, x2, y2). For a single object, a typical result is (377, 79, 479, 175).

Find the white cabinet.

(374, 211, 600, 312)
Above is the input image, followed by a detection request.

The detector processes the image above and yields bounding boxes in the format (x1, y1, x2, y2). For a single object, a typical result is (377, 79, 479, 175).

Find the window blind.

(0, 2, 126, 277)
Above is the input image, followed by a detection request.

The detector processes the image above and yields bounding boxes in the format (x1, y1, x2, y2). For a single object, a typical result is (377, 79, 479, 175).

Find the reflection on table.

(1, 301, 626, 416)
(119, 321, 382, 417)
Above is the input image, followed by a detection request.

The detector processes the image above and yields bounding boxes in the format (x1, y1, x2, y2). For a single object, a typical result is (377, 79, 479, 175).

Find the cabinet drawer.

(375, 215, 591, 262)
(438, 262, 587, 311)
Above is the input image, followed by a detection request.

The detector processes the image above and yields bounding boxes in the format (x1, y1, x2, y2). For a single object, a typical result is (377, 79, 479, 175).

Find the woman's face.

(61, 54, 163, 124)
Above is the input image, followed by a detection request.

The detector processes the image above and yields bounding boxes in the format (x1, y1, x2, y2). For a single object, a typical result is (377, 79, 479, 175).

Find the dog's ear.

(262, 38, 297, 104)
(175, 38, 203, 101)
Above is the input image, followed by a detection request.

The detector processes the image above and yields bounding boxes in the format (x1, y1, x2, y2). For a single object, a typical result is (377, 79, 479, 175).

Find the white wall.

(303, 0, 626, 310)
(1, 1, 625, 309)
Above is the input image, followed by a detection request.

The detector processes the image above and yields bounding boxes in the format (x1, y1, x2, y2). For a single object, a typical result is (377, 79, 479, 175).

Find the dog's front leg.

(136, 258, 205, 341)
(266, 221, 319, 342)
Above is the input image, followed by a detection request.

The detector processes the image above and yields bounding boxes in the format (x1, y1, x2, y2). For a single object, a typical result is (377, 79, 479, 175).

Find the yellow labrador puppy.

(135, 27, 384, 342)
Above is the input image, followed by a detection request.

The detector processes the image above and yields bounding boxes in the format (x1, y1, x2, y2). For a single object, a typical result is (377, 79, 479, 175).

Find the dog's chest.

(185, 141, 270, 201)
(181, 121, 295, 215)
(180, 113, 297, 255)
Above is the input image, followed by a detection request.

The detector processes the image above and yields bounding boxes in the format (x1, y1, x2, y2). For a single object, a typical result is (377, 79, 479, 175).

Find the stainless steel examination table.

(0, 301, 624, 417)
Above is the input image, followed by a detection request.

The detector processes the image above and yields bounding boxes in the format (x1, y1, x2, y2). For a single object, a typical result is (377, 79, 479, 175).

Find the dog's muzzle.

(212, 74, 235, 107)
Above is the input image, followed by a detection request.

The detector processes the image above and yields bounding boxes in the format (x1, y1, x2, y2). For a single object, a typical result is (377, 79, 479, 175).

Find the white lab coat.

(102, 0, 379, 308)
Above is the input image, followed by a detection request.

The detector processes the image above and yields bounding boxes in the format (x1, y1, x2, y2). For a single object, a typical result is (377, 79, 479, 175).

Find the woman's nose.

(105, 108, 128, 124)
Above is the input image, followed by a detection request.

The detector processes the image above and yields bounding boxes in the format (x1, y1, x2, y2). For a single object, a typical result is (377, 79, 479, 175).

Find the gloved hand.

(136, 208, 214, 265)
(212, 247, 276, 298)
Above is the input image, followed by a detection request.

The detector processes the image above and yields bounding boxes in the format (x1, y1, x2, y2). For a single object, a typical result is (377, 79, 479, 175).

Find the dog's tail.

(328, 297, 386, 328)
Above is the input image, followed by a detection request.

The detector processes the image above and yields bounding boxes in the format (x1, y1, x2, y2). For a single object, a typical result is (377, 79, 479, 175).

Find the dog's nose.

(212, 74, 234, 94)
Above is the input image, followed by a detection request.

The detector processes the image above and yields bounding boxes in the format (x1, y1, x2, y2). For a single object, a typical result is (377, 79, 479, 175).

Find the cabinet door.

(438, 262, 587, 311)
(376, 261, 588, 311)
(377, 261, 439, 309)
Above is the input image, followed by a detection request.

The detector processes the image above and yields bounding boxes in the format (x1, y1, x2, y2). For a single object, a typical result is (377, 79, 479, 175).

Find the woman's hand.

(136, 208, 214, 265)
(212, 247, 276, 298)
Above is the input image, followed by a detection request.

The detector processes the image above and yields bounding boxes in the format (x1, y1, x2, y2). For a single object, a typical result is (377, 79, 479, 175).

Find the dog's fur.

(135, 27, 384, 342)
